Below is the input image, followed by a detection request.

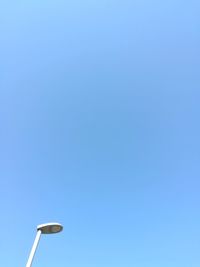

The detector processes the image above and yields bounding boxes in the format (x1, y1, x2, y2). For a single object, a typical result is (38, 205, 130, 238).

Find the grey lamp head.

(37, 222, 63, 234)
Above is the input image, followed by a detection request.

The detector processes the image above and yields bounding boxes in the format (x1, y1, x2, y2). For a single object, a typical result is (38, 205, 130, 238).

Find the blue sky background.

(0, 1, 200, 267)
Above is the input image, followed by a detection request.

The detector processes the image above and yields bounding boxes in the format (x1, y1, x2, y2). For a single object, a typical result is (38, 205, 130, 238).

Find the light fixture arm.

(26, 230, 42, 267)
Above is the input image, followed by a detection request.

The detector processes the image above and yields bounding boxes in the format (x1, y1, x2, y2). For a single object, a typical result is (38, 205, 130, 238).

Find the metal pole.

(26, 230, 42, 267)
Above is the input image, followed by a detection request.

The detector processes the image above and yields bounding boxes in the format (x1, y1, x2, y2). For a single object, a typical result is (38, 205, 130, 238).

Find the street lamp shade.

(37, 222, 63, 234)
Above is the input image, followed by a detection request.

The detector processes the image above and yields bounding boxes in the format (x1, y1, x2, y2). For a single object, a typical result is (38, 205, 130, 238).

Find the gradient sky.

(0, 1, 200, 267)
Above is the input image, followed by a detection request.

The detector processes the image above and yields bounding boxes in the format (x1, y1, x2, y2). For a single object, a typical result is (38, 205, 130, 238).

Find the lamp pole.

(26, 222, 63, 267)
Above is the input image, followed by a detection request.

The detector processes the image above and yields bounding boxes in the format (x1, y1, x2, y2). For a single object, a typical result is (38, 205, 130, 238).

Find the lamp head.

(37, 223, 63, 234)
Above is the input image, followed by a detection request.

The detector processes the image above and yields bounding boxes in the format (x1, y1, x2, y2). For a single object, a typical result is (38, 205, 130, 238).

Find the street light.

(26, 222, 63, 267)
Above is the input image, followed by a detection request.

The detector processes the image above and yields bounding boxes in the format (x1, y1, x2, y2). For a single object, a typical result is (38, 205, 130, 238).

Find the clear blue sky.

(0, 1, 200, 267)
